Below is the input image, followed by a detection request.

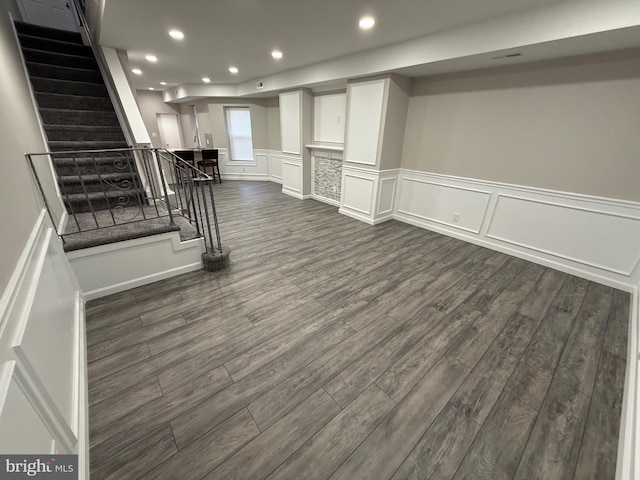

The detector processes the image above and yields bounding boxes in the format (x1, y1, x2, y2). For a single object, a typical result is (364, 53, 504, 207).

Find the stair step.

(59, 173, 141, 195)
(62, 219, 181, 252)
(59, 172, 137, 184)
(53, 156, 137, 176)
(63, 188, 146, 213)
(45, 125, 126, 142)
(40, 108, 119, 126)
(49, 140, 129, 152)
(26, 61, 103, 84)
(14, 21, 83, 44)
(35, 92, 114, 111)
(22, 48, 98, 70)
(30, 77, 109, 96)
(18, 33, 93, 56)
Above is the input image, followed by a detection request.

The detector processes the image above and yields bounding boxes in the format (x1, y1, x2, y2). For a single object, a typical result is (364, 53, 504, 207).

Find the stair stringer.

(65, 231, 205, 300)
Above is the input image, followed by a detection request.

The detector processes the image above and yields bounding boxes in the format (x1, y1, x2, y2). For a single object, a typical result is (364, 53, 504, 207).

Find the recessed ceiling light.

(359, 16, 375, 30)
(145, 55, 158, 63)
(148, 87, 155, 90)
(169, 30, 184, 40)
(131, 68, 142, 75)
(271, 50, 283, 59)
(202, 77, 211, 83)
(228, 66, 238, 74)
(160, 81, 167, 86)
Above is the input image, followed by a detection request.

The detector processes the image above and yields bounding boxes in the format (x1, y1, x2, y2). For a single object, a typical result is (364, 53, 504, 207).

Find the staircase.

(15, 21, 145, 214)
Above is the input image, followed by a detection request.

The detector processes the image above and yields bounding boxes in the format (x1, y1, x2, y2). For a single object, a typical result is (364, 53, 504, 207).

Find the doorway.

(157, 114, 184, 150)
(17, 0, 79, 32)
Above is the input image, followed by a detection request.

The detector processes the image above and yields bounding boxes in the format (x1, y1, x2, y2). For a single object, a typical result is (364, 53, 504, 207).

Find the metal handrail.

(26, 147, 224, 257)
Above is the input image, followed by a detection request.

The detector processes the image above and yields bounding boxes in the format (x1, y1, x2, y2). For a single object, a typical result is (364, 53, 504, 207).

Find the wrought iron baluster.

(58, 155, 82, 232)
(93, 154, 118, 226)
(153, 149, 174, 226)
(74, 155, 100, 229)
(26, 154, 59, 235)
(141, 148, 161, 218)
(207, 179, 223, 252)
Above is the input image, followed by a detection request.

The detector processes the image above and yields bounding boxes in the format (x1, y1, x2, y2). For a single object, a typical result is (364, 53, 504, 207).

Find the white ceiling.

(97, 0, 640, 99)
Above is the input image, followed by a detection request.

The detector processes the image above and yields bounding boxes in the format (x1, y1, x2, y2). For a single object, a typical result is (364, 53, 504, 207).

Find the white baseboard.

(83, 262, 202, 301)
(312, 194, 340, 207)
(282, 189, 312, 200)
(67, 232, 205, 301)
(617, 284, 638, 480)
(221, 173, 270, 182)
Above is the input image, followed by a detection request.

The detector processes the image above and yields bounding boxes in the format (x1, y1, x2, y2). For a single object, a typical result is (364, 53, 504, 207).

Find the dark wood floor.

(86, 181, 629, 480)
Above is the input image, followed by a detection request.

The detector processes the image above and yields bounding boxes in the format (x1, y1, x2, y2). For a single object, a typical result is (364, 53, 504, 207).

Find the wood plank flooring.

(86, 181, 630, 480)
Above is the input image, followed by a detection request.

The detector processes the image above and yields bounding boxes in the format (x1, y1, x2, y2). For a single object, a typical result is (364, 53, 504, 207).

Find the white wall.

(136, 90, 180, 148)
(344, 79, 385, 167)
(0, 2, 49, 294)
(101, 47, 151, 145)
(401, 49, 640, 202)
(280, 91, 302, 155)
(313, 92, 345, 144)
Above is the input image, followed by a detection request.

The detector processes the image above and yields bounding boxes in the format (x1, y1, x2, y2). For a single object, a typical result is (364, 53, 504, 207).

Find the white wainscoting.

(281, 155, 310, 200)
(394, 169, 640, 290)
(339, 166, 399, 224)
(0, 210, 88, 477)
(396, 178, 491, 234)
(267, 152, 282, 184)
(67, 232, 205, 300)
(217, 148, 271, 181)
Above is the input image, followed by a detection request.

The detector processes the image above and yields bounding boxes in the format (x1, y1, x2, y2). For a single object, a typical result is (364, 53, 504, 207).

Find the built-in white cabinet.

(279, 90, 312, 199)
(340, 75, 408, 224)
(344, 79, 385, 166)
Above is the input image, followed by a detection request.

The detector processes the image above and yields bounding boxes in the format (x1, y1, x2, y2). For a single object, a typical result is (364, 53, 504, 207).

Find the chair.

(173, 150, 195, 183)
(198, 149, 221, 183)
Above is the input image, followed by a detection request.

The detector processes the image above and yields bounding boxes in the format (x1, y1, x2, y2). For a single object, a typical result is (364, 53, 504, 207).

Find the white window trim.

(224, 106, 256, 165)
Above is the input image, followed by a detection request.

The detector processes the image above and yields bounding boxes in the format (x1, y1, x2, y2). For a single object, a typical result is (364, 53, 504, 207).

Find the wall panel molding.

(394, 169, 640, 290)
(0, 210, 87, 472)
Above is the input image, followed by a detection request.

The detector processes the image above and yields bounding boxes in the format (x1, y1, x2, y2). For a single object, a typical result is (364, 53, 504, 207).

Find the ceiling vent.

(491, 53, 522, 60)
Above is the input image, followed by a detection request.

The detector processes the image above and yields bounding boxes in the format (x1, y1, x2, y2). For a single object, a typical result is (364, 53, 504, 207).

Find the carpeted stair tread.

(58, 172, 141, 195)
(44, 125, 126, 142)
(35, 92, 113, 111)
(30, 76, 109, 96)
(63, 188, 145, 202)
(22, 47, 98, 69)
(14, 21, 82, 43)
(54, 155, 135, 166)
(26, 61, 103, 83)
(59, 172, 137, 184)
(17, 33, 92, 56)
(49, 140, 129, 152)
(17, 20, 143, 217)
(39, 108, 119, 126)
(62, 218, 181, 252)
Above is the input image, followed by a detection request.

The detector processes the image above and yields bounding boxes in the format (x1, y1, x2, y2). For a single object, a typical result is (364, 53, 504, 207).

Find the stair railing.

(151, 148, 223, 254)
(26, 147, 224, 260)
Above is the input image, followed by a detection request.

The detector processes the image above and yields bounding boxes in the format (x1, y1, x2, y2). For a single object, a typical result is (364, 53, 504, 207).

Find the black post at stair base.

(198, 178, 230, 272)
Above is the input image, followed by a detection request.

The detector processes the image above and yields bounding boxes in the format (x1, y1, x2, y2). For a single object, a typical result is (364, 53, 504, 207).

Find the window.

(225, 107, 254, 161)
